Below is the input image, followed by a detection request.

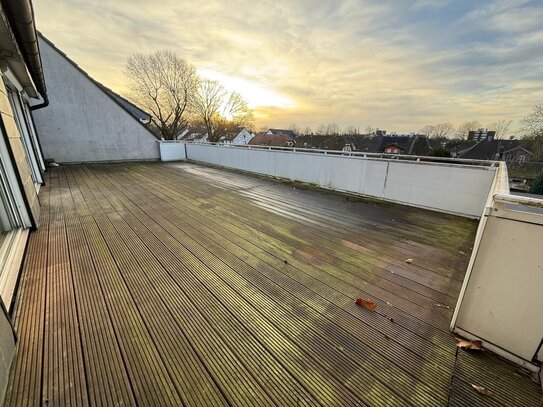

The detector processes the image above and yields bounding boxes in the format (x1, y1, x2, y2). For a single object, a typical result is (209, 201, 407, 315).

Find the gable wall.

(32, 38, 159, 163)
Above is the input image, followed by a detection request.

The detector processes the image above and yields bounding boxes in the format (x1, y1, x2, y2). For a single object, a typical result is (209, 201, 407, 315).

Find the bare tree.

(456, 121, 481, 140)
(325, 123, 341, 135)
(344, 126, 358, 135)
(488, 119, 512, 139)
(288, 123, 300, 136)
(520, 105, 543, 160)
(432, 122, 454, 139)
(223, 91, 254, 129)
(521, 104, 543, 137)
(125, 50, 198, 140)
(420, 122, 454, 139)
(192, 79, 253, 142)
(419, 125, 434, 137)
(315, 124, 326, 135)
(364, 125, 376, 135)
(301, 126, 313, 136)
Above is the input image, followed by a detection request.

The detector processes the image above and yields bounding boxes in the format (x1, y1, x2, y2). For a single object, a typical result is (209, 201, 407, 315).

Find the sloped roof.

(268, 128, 296, 137)
(249, 134, 294, 146)
(378, 136, 418, 153)
(410, 137, 433, 156)
(503, 146, 533, 155)
(458, 139, 525, 160)
(100, 87, 151, 123)
(347, 135, 381, 153)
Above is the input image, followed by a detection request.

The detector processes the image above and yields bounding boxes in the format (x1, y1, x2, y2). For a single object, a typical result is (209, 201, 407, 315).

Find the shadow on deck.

(5, 162, 541, 406)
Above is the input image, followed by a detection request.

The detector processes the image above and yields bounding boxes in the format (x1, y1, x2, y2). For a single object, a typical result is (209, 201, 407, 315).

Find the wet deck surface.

(5, 162, 542, 406)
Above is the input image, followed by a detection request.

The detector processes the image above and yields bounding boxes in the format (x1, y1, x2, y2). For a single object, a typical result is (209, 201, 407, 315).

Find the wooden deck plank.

(4, 226, 48, 407)
(119, 163, 457, 327)
(101, 210, 323, 406)
(82, 166, 360, 406)
(128, 163, 464, 303)
(5, 162, 541, 407)
(83, 167, 450, 405)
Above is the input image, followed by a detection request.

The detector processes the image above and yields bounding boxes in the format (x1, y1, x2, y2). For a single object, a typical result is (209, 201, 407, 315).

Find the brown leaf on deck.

(355, 298, 377, 311)
(456, 338, 483, 351)
(471, 384, 495, 397)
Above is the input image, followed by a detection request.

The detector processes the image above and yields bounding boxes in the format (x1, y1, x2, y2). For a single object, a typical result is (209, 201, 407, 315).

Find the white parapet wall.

(452, 162, 543, 373)
(185, 143, 497, 218)
(158, 141, 187, 161)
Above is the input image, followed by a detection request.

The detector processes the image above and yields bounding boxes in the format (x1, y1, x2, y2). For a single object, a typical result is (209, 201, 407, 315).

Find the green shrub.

(529, 171, 543, 194)
(430, 147, 452, 157)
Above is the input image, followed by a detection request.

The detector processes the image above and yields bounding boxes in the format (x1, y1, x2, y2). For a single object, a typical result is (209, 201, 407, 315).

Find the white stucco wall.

(233, 129, 254, 145)
(185, 143, 497, 217)
(31, 37, 159, 163)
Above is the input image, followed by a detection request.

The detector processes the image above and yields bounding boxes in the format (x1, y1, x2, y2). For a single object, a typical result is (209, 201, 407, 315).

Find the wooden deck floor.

(5, 162, 542, 406)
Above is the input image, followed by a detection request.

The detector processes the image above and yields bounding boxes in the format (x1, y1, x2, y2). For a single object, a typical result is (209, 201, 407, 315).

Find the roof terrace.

(5, 162, 541, 406)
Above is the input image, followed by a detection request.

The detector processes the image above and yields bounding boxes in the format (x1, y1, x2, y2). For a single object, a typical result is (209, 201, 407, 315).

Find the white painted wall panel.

(32, 37, 159, 163)
(159, 142, 186, 161)
(383, 161, 495, 216)
(454, 212, 543, 362)
(185, 144, 496, 217)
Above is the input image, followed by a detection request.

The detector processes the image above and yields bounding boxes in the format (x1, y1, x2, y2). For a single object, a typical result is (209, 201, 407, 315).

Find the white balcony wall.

(185, 143, 496, 218)
(452, 163, 543, 372)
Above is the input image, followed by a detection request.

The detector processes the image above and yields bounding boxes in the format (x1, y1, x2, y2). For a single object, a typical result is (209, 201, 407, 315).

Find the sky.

(34, 0, 543, 133)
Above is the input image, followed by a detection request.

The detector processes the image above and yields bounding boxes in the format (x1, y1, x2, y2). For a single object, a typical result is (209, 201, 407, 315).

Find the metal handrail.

(185, 141, 499, 167)
(494, 193, 543, 208)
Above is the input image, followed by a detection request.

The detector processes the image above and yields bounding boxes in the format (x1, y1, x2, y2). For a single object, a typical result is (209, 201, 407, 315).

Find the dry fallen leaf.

(355, 298, 377, 311)
(405, 258, 413, 264)
(456, 338, 483, 351)
(471, 384, 495, 397)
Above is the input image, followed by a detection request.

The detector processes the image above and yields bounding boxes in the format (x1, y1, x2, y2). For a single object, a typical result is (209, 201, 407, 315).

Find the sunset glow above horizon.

(35, 0, 543, 133)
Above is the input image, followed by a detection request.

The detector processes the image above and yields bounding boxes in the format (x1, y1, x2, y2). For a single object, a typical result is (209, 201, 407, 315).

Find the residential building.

(457, 139, 533, 162)
(266, 128, 296, 138)
(0, 0, 47, 308)
(31, 34, 160, 163)
(468, 128, 496, 142)
(503, 146, 532, 163)
(0, 2, 541, 406)
(0, 0, 48, 402)
(219, 127, 254, 145)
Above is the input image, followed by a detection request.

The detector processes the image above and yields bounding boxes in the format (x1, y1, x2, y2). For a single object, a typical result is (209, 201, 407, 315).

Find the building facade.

(0, 0, 48, 403)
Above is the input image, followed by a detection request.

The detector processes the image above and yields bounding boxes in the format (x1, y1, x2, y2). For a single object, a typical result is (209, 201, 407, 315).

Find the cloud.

(35, 0, 543, 133)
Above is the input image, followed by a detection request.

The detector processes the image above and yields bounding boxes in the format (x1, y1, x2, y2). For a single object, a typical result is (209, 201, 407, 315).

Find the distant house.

(503, 146, 532, 163)
(294, 133, 430, 155)
(468, 129, 495, 142)
(267, 128, 297, 138)
(249, 133, 295, 147)
(378, 135, 420, 154)
(184, 132, 208, 143)
(456, 139, 533, 162)
(383, 143, 402, 154)
(219, 127, 254, 145)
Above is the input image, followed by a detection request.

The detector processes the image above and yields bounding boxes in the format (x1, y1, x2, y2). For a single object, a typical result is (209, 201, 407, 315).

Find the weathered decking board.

(5, 162, 541, 406)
